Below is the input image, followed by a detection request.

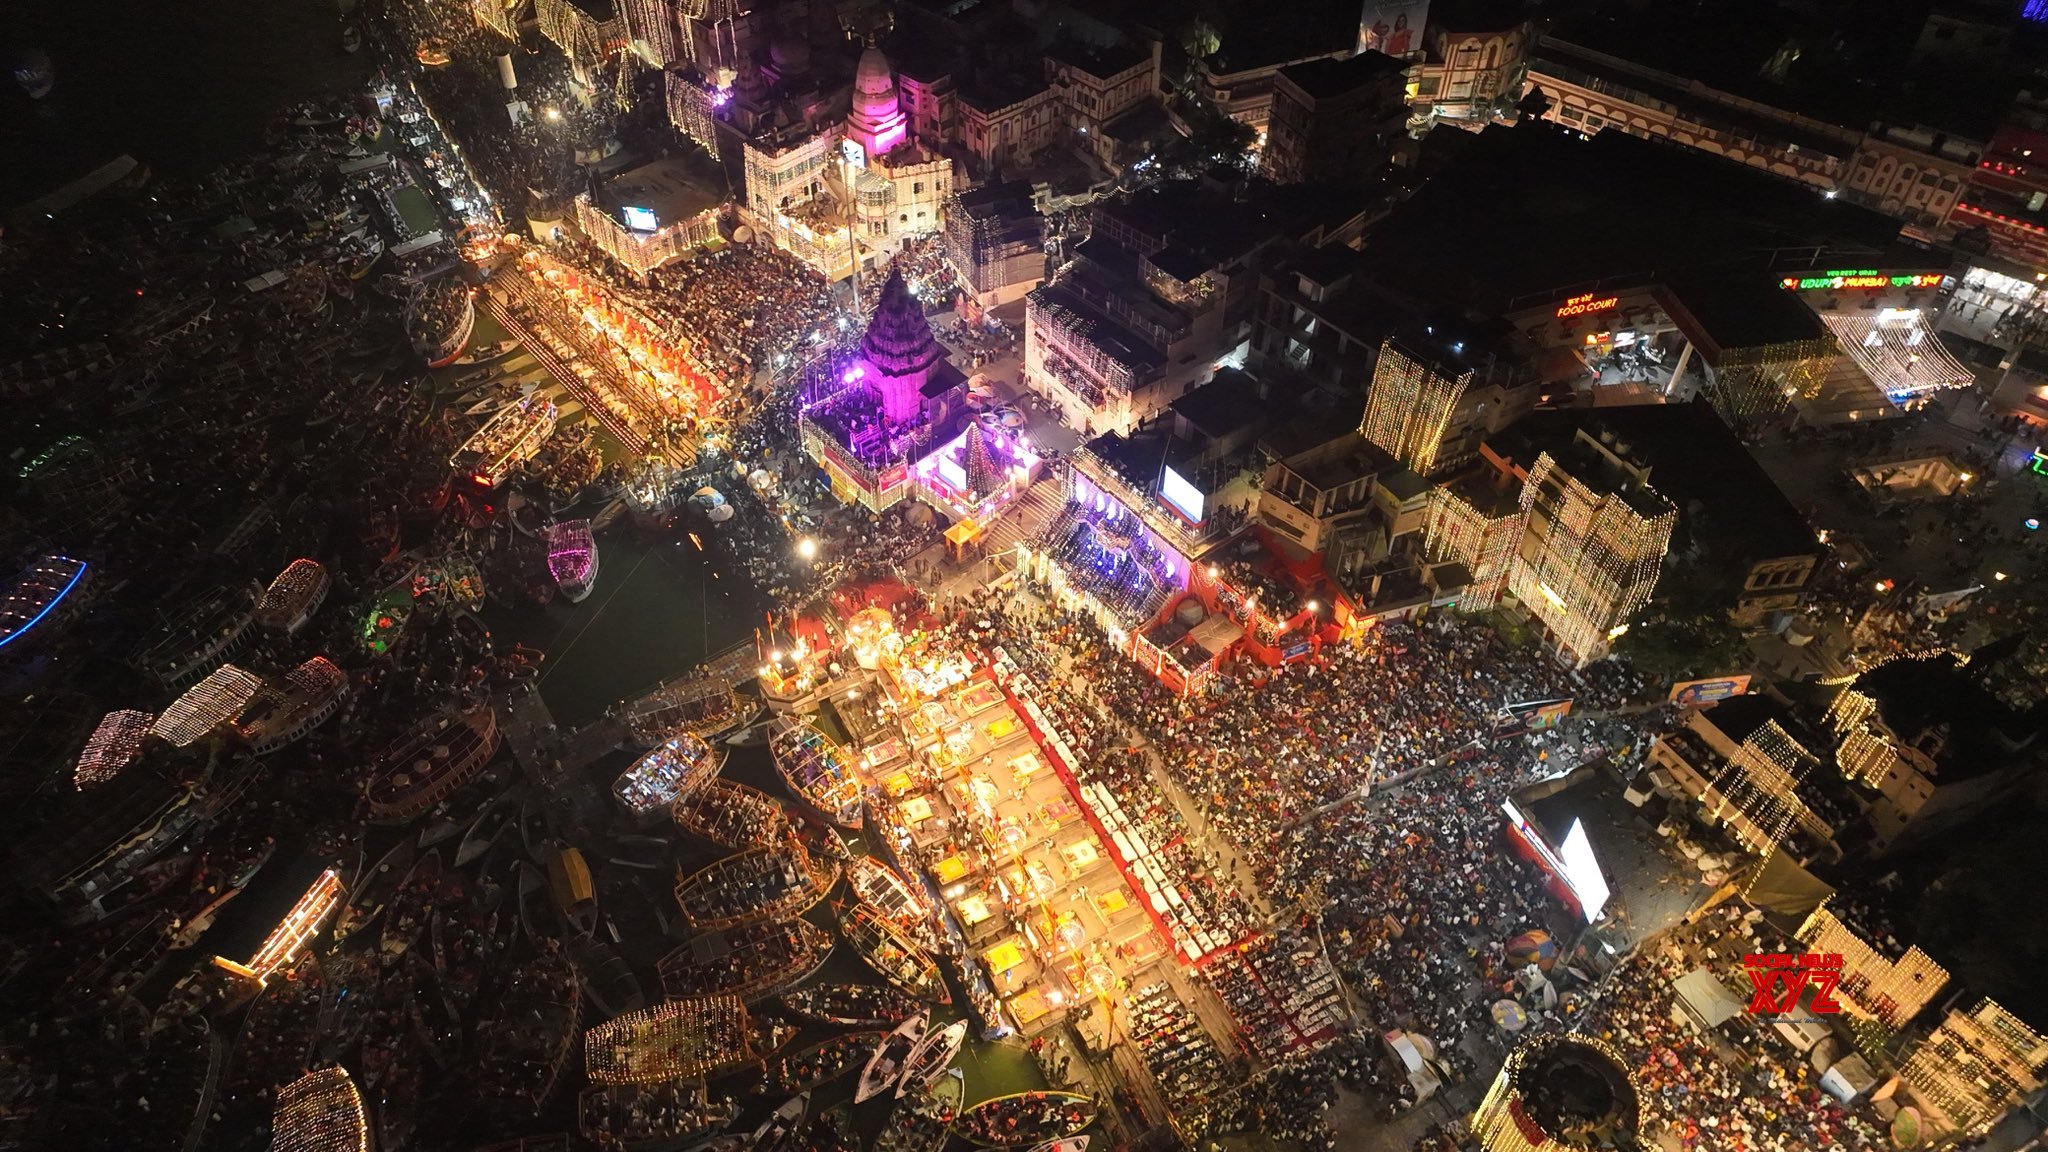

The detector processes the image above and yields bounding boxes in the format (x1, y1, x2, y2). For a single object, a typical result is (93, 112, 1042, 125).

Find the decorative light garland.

(269, 1067, 369, 1152)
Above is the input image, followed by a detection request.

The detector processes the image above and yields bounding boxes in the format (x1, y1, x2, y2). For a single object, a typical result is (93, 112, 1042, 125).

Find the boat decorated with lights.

(673, 833, 837, 932)
(778, 982, 922, 1028)
(452, 393, 556, 488)
(671, 778, 790, 852)
(657, 918, 833, 1003)
(769, 716, 866, 829)
(578, 1075, 734, 1149)
(252, 558, 329, 634)
(235, 655, 350, 756)
(622, 674, 758, 745)
(0, 553, 90, 654)
(407, 276, 474, 368)
(364, 706, 500, 823)
(844, 902, 949, 1006)
(952, 1091, 1097, 1148)
(896, 1019, 968, 1100)
(584, 994, 755, 1083)
(614, 732, 724, 819)
(874, 1067, 966, 1152)
(848, 856, 938, 947)
(763, 1029, 889, 1095)
(857, 1013, 929, 1104)
(269, 1066, 369, 1152)
(546, 519, 599, 602)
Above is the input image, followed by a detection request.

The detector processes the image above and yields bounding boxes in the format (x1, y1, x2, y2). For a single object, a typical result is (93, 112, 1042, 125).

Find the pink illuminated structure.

(845, 42, 909, 160)
(547, 519, 600, 602)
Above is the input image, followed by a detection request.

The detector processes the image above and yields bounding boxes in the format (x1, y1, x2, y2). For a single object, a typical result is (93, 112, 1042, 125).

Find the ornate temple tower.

(845, 40, 909, 159)
(860, 268, 946, 424)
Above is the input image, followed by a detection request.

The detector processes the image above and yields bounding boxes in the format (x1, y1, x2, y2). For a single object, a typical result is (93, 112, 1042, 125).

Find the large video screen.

(1161, 464, 1205, 523)
(622, 205, 659, 232)
(1558, 818, 1611, 922)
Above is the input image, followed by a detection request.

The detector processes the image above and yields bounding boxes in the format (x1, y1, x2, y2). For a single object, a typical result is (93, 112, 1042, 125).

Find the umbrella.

(1491, 999, 1528, 1032)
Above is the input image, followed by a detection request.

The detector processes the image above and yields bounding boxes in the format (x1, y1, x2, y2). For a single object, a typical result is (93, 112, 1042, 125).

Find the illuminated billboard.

(1778, 271, 1944, 291)
(621, 205, 659, 232)
(1358, 0, 1427, 56)
(1558, 819, 1611, 922)
(1668, 674, 1752, 706)
(1160, 464, 1205, 524)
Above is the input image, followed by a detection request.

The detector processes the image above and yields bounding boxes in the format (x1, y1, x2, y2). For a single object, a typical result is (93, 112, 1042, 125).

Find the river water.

(0, 0, 365, 204)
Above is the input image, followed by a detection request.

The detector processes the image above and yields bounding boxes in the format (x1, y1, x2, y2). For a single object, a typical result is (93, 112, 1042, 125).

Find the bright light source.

(796, 537, 819, 561)
(1995, 571, 2009, 581)
(1306, 600, 1320, 612)
(545, 106, 562, 121)
(1606, 623, 1630, 640)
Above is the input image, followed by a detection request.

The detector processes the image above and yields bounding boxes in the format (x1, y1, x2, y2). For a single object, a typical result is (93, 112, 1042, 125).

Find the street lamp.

(796, 537, 818, 562)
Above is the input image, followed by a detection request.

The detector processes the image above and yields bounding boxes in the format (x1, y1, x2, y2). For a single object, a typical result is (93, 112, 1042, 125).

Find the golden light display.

(1797, 905, 1948, 1027)
(1360, 340, 1471, 477)
(74, 708, 154, 790)
(151, 663, 265, 747)
(1420, 485, 1520, 609)
(1471, 1034, 1642, 1152)
(1507, 452, 1674, 665)
(583, 995, 754, 1083)
(269, 1067, 370, 1152)
(1899, 1000, 2048, 1140)
(214, 869, 344, 985)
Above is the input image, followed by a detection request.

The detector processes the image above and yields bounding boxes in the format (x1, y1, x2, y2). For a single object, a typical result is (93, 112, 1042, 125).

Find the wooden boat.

(518, 794, 554, 864)
(546, 519, 599, 603)
(678, 1137, 749, 1152)
(951, 1092, 1097, 1148)
(455, 786, 519, 867)
(1025, 1139, 1091, 1152)
(472, 946, 581, 1109)
(848, 856, 937, 945)
(224, 953, 324, 1108)
(673, 835, 837, 932)
(799, 1103, 860, 1152)
(748, 1012, 800, 1063)
(622, 675, 757, 746)
(378, 849, 442, 958)
(856, 1013, 929, 1103)
(784, 802, 852, 863)
(768, 717, 865, 829)
(578, 1076, 733, 1148)
(874, 1069, 966, 1152)
(546, 846, 599, 936)
(671, 778, 789, 852)
(332, 837, 416, 944)
(614, 732, 724, 819)
(778, 981, 921, 1028)
(656, 918, 832, 1004)
(454, 337, 516, 365)
(364, 707, 500, 823)
(896, 1019, 968, 1099)
(762, 1029, 887, 1094)
(843, 903, 949, 1006)
(566, 935, 645, 1019)
(750, 1091, 809, 1152)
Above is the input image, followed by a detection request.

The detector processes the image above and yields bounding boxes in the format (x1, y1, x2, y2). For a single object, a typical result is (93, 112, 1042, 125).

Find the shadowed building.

(1472, 1034, 1643, 1152)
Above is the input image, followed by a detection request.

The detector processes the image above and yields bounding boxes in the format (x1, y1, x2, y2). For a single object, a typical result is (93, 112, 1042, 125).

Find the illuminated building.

(270, 1067, 369, 1152)
(1257, 432, 1389, 558)
(1506, 437, 1674, 666)
(1797, 906, 1948, 1028)
(1642, 699, 1840, 862)
(943, 181, 1046, 310)
(1471, 1034, 1642, 1152)
(577, 155, 726, 279)
(1193, 36, 1354, 142)
(663, 65, 720, 154)
(1816, 307, 1973, 411)
(1361, 339, 1473, 477)
(957, 81, 1059, 174)
(1044, 41, 1165, 171)
(1407, 8, 1535, 128)
(847, 41, 910, 159)
(1262, 51, 1412, 186)
(1420, 474, 1521, 609)
(1822, 651, 2048, 855)
(1526, 37, 1852, 189)
(1954, 101, 2048, 267)
(213, 869, 344, 984)
(1900, 1000, 2048, 1141)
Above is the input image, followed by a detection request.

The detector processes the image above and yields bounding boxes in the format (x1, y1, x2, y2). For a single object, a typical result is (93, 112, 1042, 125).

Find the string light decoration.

(1025, 289, 1139, 414)
(664, 68, 719, 155)
(1421, 484, 1521, 609)
(1704, 336, 1832, 424)
(253, 559, 330, 633)
(1825, 687, 1877, 735)
(1471, 1034, 1642, 1152)
(585, 996, 754, 1083)
(1702, 720, 1824, 857)
(1360, 340, 1471, 476)
(1899, 1000, 2048, 1140)
(151, 664, 264, 747)
(0, 554, 90, 650)
(1834, 724, 1896, 788)
(269, 1067, 369, 1152)
(1820, 310, 1973, 404)
(1506, 452, 1675, 665)
(944, 188, 1044, 297)
(1797, 906, 1948, 1028)
(74, 709, 154, 790)
(214, 869, 345, 985)
(469, 0, 519, 41)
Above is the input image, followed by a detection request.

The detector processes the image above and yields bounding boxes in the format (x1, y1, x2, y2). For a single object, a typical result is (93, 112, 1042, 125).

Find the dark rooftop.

(1362, 124, 1902, 314)
(1278, 50, 1409, 101)
(1202, 0, 1358, 73)
(1658, 274, 1824, 352)
(953, 180, 1040, 220)
(1502, 401, 1817, 563)
(597, 152, 728, 227)
(1858, 652, 2047, 784)
(1169, 370, 1269, 439)
(1046, 39, 1151, 80)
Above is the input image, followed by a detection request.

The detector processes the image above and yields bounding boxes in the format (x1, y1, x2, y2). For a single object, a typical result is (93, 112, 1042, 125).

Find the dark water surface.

(1, 0, 365, 204)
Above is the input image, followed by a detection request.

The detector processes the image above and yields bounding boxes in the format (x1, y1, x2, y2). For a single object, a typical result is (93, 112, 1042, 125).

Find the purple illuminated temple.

(799, 267, 1043, 514)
